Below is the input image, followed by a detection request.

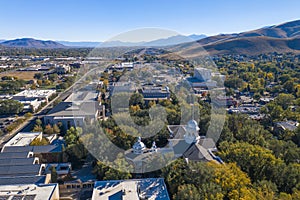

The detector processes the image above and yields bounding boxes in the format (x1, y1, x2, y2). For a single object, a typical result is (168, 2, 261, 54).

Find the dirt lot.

(0, 71, 37, 80)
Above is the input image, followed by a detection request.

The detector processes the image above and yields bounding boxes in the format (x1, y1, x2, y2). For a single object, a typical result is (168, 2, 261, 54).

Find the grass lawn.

(0, 71, 37, 81)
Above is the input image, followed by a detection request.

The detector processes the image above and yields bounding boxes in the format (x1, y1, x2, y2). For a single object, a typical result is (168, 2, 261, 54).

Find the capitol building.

(125, 119, 223, 173)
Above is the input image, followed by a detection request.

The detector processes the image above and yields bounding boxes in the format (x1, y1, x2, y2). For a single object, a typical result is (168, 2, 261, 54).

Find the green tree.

(218, 141, 284, 184)
(129, 93, 145, 108)
(30, 137, 50, 146)
(50, 166, 58, 183)
(34, 73, 43, 80)
(275, 93, 294, 110)
(44, 124, 54, 135)
(173, 184, 202, 200)
(65, 127, 82, 146)
(53, 124, 60, 134)
(0, 100, 23, 115)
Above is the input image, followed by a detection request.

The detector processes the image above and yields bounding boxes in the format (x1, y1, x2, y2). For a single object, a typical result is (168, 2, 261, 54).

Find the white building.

(55, 65, 70, 74)
(13, 89, 56, 102)
(12, 89, 56, 112)
(194, 67, 212, 82)
(2, 132, 42, 151)
(19, 98, 41, 112)
(92, 178, 170, 200)
(0, 183, 59, 200)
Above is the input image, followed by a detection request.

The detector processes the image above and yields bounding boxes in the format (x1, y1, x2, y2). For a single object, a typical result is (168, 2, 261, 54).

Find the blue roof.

(0, 175, 46, 185)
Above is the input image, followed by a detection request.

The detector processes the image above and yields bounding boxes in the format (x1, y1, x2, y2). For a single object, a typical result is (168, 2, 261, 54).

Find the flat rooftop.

(92, 178, 170, 200)
(13, 89, 56, 98)
(0, 175, 46, 186)
(3, 132, 41, 147)
(0, 164, 42, 177)
(0, 183, 58, 200)
(65, 90, 98, 102)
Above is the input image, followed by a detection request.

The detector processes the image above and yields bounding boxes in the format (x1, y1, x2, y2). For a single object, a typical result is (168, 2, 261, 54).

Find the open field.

(0, 71, 37, 80)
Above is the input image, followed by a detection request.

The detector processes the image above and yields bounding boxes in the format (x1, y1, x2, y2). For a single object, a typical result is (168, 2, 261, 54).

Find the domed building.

(125, 137, 162, 174)
(132, 137, 146, 154)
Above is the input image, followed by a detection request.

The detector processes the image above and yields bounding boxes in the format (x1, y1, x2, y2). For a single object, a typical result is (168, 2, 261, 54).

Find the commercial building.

(44, 101, 101, 130)
(139, 84, 170, 102)
(2, 132, 42, 149)
(92, 178, 170, 200)
(193, 67, 212, 82)
(13, 90, 56, 102)
(55, 64, 70, 74)
(0, 183, 59, 200)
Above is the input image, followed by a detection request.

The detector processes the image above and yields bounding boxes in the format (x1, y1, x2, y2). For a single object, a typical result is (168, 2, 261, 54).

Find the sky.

(0, 0, 300, 42)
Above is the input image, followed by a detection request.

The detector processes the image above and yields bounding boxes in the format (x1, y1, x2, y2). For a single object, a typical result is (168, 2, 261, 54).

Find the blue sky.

(0, 0, 299, 41)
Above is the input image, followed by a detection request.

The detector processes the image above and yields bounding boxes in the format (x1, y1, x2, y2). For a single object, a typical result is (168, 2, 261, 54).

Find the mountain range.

(1, 19, 300, 55)
(0, 38, 66, 48)
(188, 19, 300, 55)
(0, 34, 206, 48)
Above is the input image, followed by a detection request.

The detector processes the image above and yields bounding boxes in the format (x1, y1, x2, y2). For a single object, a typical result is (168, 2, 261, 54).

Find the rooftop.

(0, 164, 43, 177)
(2, 145, 63, 154)
(275, 121, 299, 131)
(0, 152, 32, 159)
(3, 132, 42, 148)
(0, 175, 46, 186)
(0, 158, 38, 166)
(46, 101, 99, 117)
(92, 178, 170, 200)
(0, 183, 58, 200)
(13, 89, 56, 98)
(64, 90, 98, 102)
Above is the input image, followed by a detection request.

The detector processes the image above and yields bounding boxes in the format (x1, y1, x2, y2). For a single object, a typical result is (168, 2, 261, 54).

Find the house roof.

(2, 145, 62, 153)
(198, 138, 216, 149)
(0, 175, 46, 185)
(46, 101, 99, 117)
(0, 164, 42, 177)
(167, 125, 186, 138)
(0, 152, 31, 159)
(275, 121, 299, 131)
(183, 143, 214, 162)
(167, 139, 191, 155)
(0, 158, 36, 166)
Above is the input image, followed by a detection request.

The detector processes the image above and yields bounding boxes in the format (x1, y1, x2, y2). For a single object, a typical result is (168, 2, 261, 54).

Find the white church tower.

(184, 119, 200, 144)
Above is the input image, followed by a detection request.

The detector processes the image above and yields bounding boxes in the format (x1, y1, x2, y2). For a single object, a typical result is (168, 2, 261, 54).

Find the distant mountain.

(100, 40, 144, 47)
(100, 34, 206, 47)
(237, 20, 300, 38)
(172, 19, 300, 55)
(203, 36, 300, 55)
(57, 41, 101, 47)
(188, 34, 207, 41)
(1, 38, 65, 48)
(142, 35, 202, 46)
(0, 34, 207, 48)
(56, 34, 207, 47)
